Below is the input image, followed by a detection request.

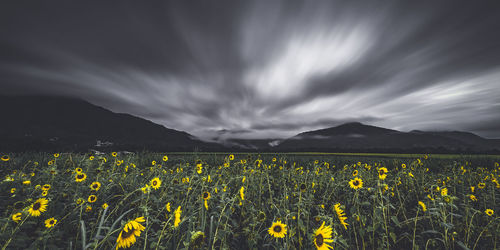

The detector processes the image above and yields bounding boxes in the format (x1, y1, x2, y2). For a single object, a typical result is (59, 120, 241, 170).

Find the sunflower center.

(121, 228, 136, 239)
(315, 234, 324, 246)
(90, 196, 96, 201)
(300, 184, 306, 190)
(153, 181, 157, 186)
(33, 202, 41, 210)
(50, 220, 55, 225)
(93, 184, 98, 189)
(354, 180, 359, 186)
(379, 170, 385, 175)
(203, 192, 209, 199)
(273, 225, 282, 233)
(77, 174, 84, 179)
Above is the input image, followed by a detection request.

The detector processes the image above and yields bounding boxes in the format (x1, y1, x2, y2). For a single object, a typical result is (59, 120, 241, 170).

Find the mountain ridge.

(1, 95, 498, 153)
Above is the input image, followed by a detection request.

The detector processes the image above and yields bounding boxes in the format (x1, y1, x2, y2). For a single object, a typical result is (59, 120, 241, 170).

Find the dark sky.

(2, 1, 500, 141)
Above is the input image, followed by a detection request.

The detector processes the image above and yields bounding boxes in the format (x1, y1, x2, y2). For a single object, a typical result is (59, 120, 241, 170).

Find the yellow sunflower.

(313, 221, 334, 250)
(352, 170, 358, 176)
(111, 152, 117, 157)
(478, 182, 486, 189)
(42, 184, 51, 191)
(418, 201, 427, 212)
(239, 186, 245, 201)
(88, 195, 97, 203)
(12, 212, 22, 222)
(349, 177, 363, 190)
(53, 153, 60, 158)
(116, 217, 146, 249)
(268, 220, 287, 238)
(1, 155, 10, 161)
(202, 192, 211, 210)
(165, 202, 171, 212)
(378, 167, 388, 180)
(334, 203, 349, 229)
(163, 155, 168, 161)
(229, 154, 235, 161)
(469, 194, 477, 201)
(485, 209, 494, 216)
(45, 217, 57, 228)
(90, 181, 101, 191)
(28, 198, 48, 217)
(150, 178, 161, 190)
(102, 203, 109, 209)
(174, 206, 182, 227)
(75, 173, 87, 182)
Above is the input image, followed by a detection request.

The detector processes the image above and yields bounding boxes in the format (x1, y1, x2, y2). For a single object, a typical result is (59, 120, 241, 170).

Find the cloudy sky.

(2, 0, 500, 140)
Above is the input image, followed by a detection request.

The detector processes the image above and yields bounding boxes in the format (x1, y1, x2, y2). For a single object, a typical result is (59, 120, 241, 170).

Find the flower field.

(1, 152, 499, 249)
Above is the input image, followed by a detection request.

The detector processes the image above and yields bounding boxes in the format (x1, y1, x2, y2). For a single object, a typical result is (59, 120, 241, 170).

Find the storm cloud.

(1, 0, 500, 140)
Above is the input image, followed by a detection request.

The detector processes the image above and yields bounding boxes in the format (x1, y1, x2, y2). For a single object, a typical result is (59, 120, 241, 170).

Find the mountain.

(275, 122, 500, 153)
(0, 96, 222, 152)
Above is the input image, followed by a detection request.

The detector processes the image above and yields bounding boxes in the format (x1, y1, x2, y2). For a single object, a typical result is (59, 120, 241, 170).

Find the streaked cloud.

(1, 0, 500, 140)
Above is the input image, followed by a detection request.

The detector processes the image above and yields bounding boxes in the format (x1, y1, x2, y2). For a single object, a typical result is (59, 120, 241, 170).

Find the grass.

(0, 152, 499, 249)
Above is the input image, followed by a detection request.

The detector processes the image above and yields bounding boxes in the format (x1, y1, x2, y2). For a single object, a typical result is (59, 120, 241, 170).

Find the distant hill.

(1, 96, 498, 153)
(0, 96, 222, 152)
(274, 122, 500, 153)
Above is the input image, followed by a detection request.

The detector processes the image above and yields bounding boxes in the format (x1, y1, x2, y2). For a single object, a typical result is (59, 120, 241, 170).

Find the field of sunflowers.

(1, 152, 499, 249)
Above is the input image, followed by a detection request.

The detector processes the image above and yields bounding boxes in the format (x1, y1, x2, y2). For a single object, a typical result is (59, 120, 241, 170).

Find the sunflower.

(334, 203, 349, 229)
(75, 173, 87, 182)
(85, 206, 92, 212)
(150, 178, 161, 190)
(378, 167, 388, 180)
(1, 155, 10, 161)
(162, 155, 168, 161)
(229, 154, 235, 161)
(45, 217, 57, 228)
(352, 170, 358, 177)
(469, 194, 477, 201)
(174, 206, 182, 227)
(28, 198, 48, 217)
(349, 178, 363, 190)
(485, 209, 494, 216)
(42, 184, 51, 191)
(116, 217, 146, 249)
(189, 231, 205, 249)
(88, 195, 97, 203)
(53, 153, 60, 158)
(268, 220, 287, 238)
(300, 183, 307, 192)
(202, 191, 211, 210)
(90, 182, 101, 191)
(313, 221, 334, 250)
(441, 188, 448, 196)
(165, 202, 171, 212)
(12, 213, 22, 222)
(89, 155, 94, 161)
(111, 152, 117, 157)
(102, 203, 109, 209)
(239, 186, 245, 201)
(42, 190, 48, 196)
(10, 188, 16, 193)
(418, 201, 427, 212)
(478, 182, 486, 189)
(202, 191, 211, 200)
